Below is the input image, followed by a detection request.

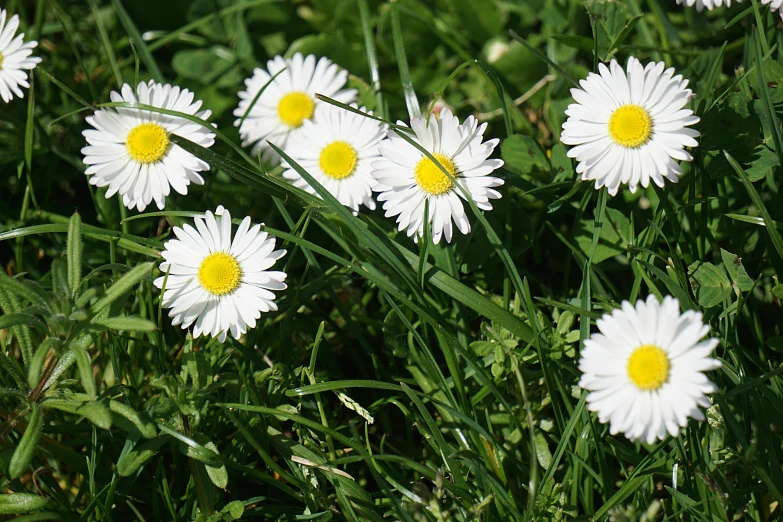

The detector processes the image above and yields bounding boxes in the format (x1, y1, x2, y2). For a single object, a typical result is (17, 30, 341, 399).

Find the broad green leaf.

(501, 134, 550, 178)
(689, 262, 732, 308)
(720, 249, 755, 294)
(172, 47, 235, 84)
(67, 212, 82, 299)
(110, 400, 157, 439)
(0, 493, 48, 515)
(117, 436, 170, 476)
(445, 0, 504, 44)
(203, 441, 228, 489)
(534, 431, 552, 469)
(43, 400, 112, 430)
(9, 404, 43, 479)
(96, 316, 157, 332)
(584, 0, 629, 59)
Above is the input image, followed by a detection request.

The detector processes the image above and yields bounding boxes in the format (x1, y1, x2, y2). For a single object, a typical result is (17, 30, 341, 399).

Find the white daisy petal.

(370, 108, 504, 243)
(157, 207, 288, 341)
(579, 295, 721, 443)
(561, 57, 699, 196)
(281, 103, 385, 212)
(81, 80, 216, 212)
(233, 53, 357, 165)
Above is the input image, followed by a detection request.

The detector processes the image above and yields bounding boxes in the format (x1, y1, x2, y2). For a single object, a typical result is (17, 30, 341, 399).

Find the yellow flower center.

(608, 104, 653, 148)
(627, 344, 670, 391)
(0, 51, 4, 70)
(414, 153, 456, 196)
(126, 123, 170, 164)
(198, 252, 241, 296)
(319, 141, 358, 179)
(277, 92, 315, 128)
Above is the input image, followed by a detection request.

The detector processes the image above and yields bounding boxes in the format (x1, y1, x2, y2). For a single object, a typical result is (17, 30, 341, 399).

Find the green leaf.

(745, 145, 780, 182)
(0, 493, 48, 515)
(444, 0, 503, 44)
(43, 400, 112, 430)
(117, 436, 170, 476)
(584, 0, 630, 59)
(110, 401, 157, 439)
(172, 47, 235, 84)
(689, 262, 732, 308)
(390, 0, 420, 120)
(9, 404, 43, 479)
(534, 431, 552, 469)
(69, 343, 96, 398)
(67, 212, 82, 299)
(203, 441, 228, 490)
(501, 134, 550, 178)
(719, 249, 755, 294)
(91, 262, 154, 315)
(0, 313, 47, 334)
(96, 316, 157, 332)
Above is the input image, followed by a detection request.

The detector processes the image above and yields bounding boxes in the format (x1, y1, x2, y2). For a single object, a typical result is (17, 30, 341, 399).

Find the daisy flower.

(761, 0, 783, 17)
(81, 81, 216, 212)
(578, 295, 721, 444)
(561, 57, 700, 196)
(677, 0, 783, 15)
(371, 108, 504, 244)
(234, 53, 357, 164)
(0, 8, 42, 103)
(281, 103, 386, 212)
(674, 0, 733, 9)
(154, 206, 287, 342)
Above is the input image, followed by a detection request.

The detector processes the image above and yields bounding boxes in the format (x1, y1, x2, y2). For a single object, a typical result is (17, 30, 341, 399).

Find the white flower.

(0, 8, 41, 103)
(154, 206, 287, 342)
(234, 53, 357, 164)
(676, 0, 783, 14)
(81, 81, 216, 212)
(561, 57, 700, 196)
(371, 109, 504, 244)
(282, 103, 385, 212)
(578, 295, 721, 444)
(674, 0, 733, 10)
(762, 0, 783, 17)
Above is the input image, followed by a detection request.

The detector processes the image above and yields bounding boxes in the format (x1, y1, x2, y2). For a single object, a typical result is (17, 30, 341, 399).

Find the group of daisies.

(1, 3, 741, 445)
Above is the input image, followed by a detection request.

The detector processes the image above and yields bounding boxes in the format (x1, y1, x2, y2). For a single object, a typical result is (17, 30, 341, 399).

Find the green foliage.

(1, 0, 782, 521)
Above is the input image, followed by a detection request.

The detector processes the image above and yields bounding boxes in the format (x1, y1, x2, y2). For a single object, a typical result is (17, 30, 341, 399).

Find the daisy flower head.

(561, 57, 700, 196)
(675, 0, 733, 10)
(282, 103, 386, 212)
(81, 81, 216, 212)
(578, 295, 721, 444)
(371, 108, 504, 244)
(677, 0, 782, 15)
(0, 8, 42, 103)
(154, 206, 287, 343)
(762, 0, 783, 17)
(233, 53, 357, 164)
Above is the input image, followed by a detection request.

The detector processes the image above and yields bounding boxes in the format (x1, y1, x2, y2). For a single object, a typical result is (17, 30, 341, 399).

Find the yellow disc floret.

(627, 344, 670, 391)
(277, 92, 315, 128)
(608, 104, 653, 148)
(319, 141, 358, 179)
(0, 52, 4, 70)
(414, 153, 456, 196)
(126, 123, 170, 164)
(198, 252, 241, 296)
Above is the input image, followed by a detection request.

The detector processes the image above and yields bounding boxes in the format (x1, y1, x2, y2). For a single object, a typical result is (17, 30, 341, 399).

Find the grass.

(0, 0, 782, 520)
